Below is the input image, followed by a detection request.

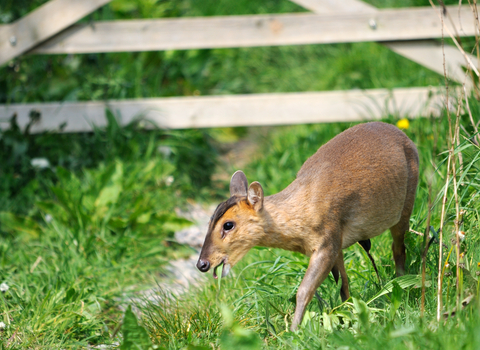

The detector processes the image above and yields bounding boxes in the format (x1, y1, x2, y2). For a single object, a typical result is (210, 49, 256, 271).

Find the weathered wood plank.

(0, 87, 446, 133)
(289, 0, 477, 84)
(386, 40, 475, 85)
(30, 5, 475, 54)
(0, 0, 112, 66)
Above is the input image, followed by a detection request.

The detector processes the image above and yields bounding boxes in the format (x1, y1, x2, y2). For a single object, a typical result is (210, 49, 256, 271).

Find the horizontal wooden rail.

(0, 87, 446, 133)
(27, 5, 476, 54)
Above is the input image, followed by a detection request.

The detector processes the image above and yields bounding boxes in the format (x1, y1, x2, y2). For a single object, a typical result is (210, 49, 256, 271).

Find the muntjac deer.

(196, 122, 419, 330)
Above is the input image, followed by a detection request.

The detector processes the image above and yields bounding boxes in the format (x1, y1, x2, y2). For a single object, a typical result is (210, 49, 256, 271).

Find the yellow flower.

(396, 118, 410, 130)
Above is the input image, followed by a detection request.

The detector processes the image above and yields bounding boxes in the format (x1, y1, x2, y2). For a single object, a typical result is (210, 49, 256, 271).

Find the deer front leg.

(291, 240, 340, 331)
(331, 250, 350, 302)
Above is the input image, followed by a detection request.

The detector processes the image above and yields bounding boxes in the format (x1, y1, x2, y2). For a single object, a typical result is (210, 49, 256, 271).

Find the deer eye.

(223, 221, 234, 231)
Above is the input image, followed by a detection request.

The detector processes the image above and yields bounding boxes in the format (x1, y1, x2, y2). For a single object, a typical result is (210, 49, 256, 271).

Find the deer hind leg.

(390, 140, 419, 277)
(390, 190, 416, 276)
(292, 237, 340, 331)
(390, 220, 407, 276)
(390, 163, 418, 276)
(331, 251, 349, 302)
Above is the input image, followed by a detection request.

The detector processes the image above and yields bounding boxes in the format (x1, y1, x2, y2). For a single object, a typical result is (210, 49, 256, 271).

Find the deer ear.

(247, 181, 264, 211)
(230, 170, 248, 197)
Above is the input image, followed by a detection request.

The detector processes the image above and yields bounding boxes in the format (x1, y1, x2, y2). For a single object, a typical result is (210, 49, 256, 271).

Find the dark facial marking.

(199, 196, 243, 261)
(209, 196, 243, 233)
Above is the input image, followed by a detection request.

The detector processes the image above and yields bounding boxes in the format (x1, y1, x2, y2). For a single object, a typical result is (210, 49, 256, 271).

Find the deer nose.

(197, 259, 210, 272)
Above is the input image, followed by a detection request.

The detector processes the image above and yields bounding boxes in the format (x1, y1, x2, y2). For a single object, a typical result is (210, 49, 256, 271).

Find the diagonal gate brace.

(0, 0, 112, 66)
(290, 0, 477, 87)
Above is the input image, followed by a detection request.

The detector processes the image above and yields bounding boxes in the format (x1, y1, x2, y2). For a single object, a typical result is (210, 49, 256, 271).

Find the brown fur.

(196, 122, 419, 330)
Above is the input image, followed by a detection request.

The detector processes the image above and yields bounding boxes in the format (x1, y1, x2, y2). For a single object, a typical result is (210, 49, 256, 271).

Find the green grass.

(1, 113, 477, 348)
(1, 0, 479, 348)
(0, 153, 195, 348)
(1, 114, 479, 349)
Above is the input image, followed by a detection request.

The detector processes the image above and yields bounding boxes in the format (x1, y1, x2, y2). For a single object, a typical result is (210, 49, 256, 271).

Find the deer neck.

(257, 184, 312, 255)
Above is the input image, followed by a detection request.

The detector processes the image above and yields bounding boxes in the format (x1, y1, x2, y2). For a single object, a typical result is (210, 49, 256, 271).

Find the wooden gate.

(0, 0, 476, 133)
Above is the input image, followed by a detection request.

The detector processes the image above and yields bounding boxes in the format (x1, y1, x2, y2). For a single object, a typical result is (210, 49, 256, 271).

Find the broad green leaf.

(50, 186, 74, 216)
(120, 305, 152, 350)
(108, 217, 129, 230)
(220, 304, 234, 328)
(0, 212, 41, 238)
(36, 200, 68, 223)
(322, 312, 333, 332)
(352, 297, 369, 327)
(218, 305, 262, 350)
(136, 213, 151, 224)
(301, 311, 317, 328)
(219, 326, 262, 350)
(389, 281, 403, 319)
(391, 281, 403, 307)
(367, 275, 423, 305)
(95, 183, 122, 209)
(95, 162, 124, 209)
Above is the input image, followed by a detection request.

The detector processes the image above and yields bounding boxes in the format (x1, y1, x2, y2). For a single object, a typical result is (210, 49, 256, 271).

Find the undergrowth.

(0, 144, 194, 347)
(0, 114, 219, 348)
(0, 112, 219, 214)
